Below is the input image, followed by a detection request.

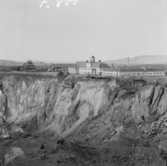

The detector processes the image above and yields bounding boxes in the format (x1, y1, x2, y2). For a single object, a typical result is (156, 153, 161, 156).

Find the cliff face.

(1, 75, 167, 165)
(0, 76, 119, 137)
(1, 75, 167, 145)
(132, 84, 167, 145)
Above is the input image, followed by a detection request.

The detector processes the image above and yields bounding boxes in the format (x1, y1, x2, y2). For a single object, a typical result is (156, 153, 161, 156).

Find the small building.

(23, 60, 36, 71)
(68, 65, 79, 74)
(47, 63, 72, 72)
(102, 67, 118, 77)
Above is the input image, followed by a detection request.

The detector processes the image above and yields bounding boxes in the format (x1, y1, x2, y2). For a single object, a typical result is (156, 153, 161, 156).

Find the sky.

(0, 0, 167, 63)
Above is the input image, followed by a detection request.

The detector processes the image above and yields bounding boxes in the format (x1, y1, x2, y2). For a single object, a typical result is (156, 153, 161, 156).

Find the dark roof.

(146, 68, 165, 72)
(76, 61, 109, 68)
(103, 67, 118, 72)
(23, 60, 35, 68)
(68, 65, 79, 69)
(27, 60, 33, 65)
(76, 62, 86, 68)
(51, 64, 73, 68)
(92, 62, 109, 68)
(119, 67, 146, 72)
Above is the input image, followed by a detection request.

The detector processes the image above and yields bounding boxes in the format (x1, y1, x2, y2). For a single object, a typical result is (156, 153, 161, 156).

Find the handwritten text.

(40, 0, 79, 8)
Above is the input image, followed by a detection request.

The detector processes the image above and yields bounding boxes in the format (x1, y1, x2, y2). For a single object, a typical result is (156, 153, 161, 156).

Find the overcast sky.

(0, 0, 167, 63)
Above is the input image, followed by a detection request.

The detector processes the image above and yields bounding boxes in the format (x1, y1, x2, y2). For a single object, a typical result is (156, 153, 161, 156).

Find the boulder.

(5, 147, 24, 165)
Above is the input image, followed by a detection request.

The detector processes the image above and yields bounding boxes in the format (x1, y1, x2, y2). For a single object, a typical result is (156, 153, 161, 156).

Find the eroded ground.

(0, 126, 165, 166)
(0, 74, 167, 166)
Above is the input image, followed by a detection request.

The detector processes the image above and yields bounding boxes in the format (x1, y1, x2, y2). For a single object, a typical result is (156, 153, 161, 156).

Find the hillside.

(106, 55, 167, 65)
(0, 59, 23, 66)
(0, 59, 48, 66)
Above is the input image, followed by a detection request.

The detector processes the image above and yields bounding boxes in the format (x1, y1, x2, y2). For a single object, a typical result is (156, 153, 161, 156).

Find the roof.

(27, 60, 33, 65)
(103, 67, 166, 73)
(91, 62, 109, 68)
(119, 67, 146, 72)
(68, 65, 79, 69)
(50, 64, 73, 68)
(103, 67, 118, 72)
(76, 61, 109, 68)
(146, 68, 165, 72)
(76, 62, 86, 68)
(23, 60, 35, 68)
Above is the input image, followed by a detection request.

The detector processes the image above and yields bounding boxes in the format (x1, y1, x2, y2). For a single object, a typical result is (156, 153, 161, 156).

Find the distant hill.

(0, 59, 23, 66)
(0, 59, 49, 66)
(105, 55, 167, 65)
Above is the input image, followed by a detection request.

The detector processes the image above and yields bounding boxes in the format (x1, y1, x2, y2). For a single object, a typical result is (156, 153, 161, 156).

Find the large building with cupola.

(74, 56, 109, 75)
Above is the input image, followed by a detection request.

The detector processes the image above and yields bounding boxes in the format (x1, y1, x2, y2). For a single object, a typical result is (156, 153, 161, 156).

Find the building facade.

(101, 67, 166, 77)
(68, 65, 79, 74)
(75, 56, 109, 75)
(102, 67, 118, 77)
(119, 67, 146, 77)
(145, 68, 166, 77)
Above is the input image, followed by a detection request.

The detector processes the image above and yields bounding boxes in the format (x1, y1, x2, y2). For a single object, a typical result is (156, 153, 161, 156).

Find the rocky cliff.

(0, 75, 167, 165)
(0, 75, 119, 136)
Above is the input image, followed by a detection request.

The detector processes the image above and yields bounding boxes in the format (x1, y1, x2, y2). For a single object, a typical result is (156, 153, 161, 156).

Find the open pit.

(0, 73, 167, 166)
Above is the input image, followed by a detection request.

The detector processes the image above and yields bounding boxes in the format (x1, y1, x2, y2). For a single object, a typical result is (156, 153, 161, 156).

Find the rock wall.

(1, 75, 167, 165)
(132, 84, 167, 147)
(0, 75, 119, 137)
(1, 75, 167, 149)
